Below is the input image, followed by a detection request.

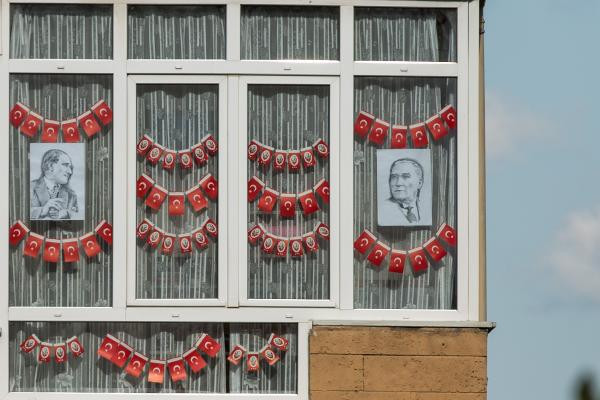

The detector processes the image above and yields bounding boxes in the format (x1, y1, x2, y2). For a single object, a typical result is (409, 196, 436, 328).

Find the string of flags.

(354, 223, 457, 273)
(97, 333, 221, 383)
(136, 217, 217, 255)
(248, 176, 329, 217)
(248, 221, 329, 257)
(10, 100, 113, 141)
(137, 134, 218, 170)
(227, 333, 289, 372)
(9, 220, 112, 262)
(20, 334, 85, 363)
(248, 138, 329, 171)
(137, 173, 218, 215)
(354, 104, 457, 148)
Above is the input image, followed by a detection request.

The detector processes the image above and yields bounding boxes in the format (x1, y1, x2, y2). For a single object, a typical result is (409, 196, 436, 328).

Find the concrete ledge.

(312, 320, 496, 331)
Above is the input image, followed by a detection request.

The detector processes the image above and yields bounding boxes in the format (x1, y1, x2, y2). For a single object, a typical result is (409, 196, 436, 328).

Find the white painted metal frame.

(237, 75, 340, 308)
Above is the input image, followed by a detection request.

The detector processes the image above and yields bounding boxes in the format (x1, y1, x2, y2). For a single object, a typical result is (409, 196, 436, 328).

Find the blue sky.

(485, 1, 600, 399)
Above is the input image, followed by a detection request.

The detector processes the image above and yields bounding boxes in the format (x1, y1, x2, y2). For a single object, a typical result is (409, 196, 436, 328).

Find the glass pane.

(353, 77, 457, 309)
(135, 84, 219, 301)
(241, 6, 339, 60)
(128, 5, 226, 59)
(10, 4, 113, 59)
(354, 7, 457, 62)
(9, 74, 113, 307)
(247, 85, 330, 300)
(9, 321, 226, 393)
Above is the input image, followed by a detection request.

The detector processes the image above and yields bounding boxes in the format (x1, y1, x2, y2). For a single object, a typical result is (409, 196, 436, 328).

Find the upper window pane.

(354, 7, 457, 62)
(128, 5, 226, 59)
(10, 4, 113, 59)
(241, 6, 339, 60)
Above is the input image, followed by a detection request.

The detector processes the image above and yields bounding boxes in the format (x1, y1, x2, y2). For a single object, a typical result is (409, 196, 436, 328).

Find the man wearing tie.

(379, 158, 424, 226)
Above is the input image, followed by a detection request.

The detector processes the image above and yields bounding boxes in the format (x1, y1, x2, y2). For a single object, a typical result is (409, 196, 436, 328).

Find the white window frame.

(0, 0, 482, 398)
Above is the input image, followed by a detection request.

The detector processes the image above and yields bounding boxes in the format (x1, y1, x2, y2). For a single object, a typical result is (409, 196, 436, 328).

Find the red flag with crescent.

(41, 119, 60, 143)
(62, 238, 80, 263)
(9, 220, 29, 247)
(183, 347, 207, 373)
(354, 111, 375, 139)
(23, 232, 44, 258)
(61, 119, 81, 143)
(167, 357, 187, 382)
(95, 220, 113, 245)
(147, 360, 166, 384)
(91, 99, 113, 125)
(77, 110, 101, 138)
(97, 334, 119, 360)
(196, 333, 221, 358)
(80, 233, 102, 258)
(9, 102, 29, 128)
(124, 352, 148, 378)
(391, 125, 408, 149)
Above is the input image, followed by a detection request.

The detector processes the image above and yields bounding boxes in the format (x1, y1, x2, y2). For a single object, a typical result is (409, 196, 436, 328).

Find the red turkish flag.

(9, 220, 29, 246)
(67, 336, 85, 358)
(136, 134, 153, 156)
(54, 343, 68, 363)
(145, 185, 168, 210)
(97, 334, 119, 360)
(41, 119, 60, 143)
(146, 228, 164, 249)
(136, 173, 154, 199)
(9, 102, 29, 128)
(289, 237, 304, 257)
(353, 229, 376, 254)
(178, 234, 193, 254)
(424, 237, 448, 261)
(314, 179, 330, 204)
(408, 247, 429, 272)
(440, 105, 457, 129)
(186, 185, 208, 213)
(200, 173, 218, 201)
(20, 334, 40, 353)
(196, 333, 221, 357)
(247, 224, 265, 245)
(161, 151, 177, 171)
(146, 144, 164, 165)
(148, 360, 166, 384)
(43, 239, 60, 263)
(368, 119, 390, 146)
(275, 238, 288, 258)
(261, 346, 280, 366)
(437, 223, 457, 247)
(192, 228, 209, 250)
(77, 110, 101, 138)
(125, 352, 148, 378)
(354, 111, 375, 139)
(258, 188, 279, 213)
(279, 193, 296, 218)
(202, 218, 218, 239)
(410, 123, 429, 148)
(62, 238, 80, 263)
(61, 119, 81, 143)
(301, 147, 316, 168)
(302, 232, 319, 253)
(19, 112, 42, 138)
(80, 232, 101, 257)
(287, 151, 301, 171)
(426, 115, 448, 141)
(258, 145, 274, 167)
(247, 176, 265, 202)
(268, 333, 289, 351)
(391, 125, 408, 149)
(273, 150, 287, 171)
(183, 347, 207, 373)
(367, 241, 390, 267)
(168, 192, 185, 216)
(167, 357, 187, 383)
(389, 250, 407, 274)
(192, 143, 208, 166)
(179, 150, 194, 169)
(313, 138, 329, 158)
(38, 342, 53, 363)
(202, 134, 218, 156)
(136, 218, 154, 240)
(91, 99, 113, 125)
(261, 233, 277, 254)
(315, 222, 330, 241)
(248, 140, 261, 161)
(299, 190, 319, 215)
(95, 220, 113, 245)
(227, 345, 246, 365)
(160, 234, 176, 255)
(23, 232, 44, 258)
(247, 353, 260, 372)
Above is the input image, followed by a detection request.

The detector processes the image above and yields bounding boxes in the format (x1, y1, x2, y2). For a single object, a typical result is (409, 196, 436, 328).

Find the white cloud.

(546, 206, 600, 302)
(485, 91, 553, 160)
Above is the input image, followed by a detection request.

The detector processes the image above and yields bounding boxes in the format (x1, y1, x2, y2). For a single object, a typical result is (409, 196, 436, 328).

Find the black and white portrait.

(30, 143, 85, 221)
(377, 149, 432, 227)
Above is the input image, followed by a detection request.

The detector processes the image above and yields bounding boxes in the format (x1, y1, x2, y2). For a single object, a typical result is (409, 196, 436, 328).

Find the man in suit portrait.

(378, 158, 424, 225)
(30, 149, 79, 220)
